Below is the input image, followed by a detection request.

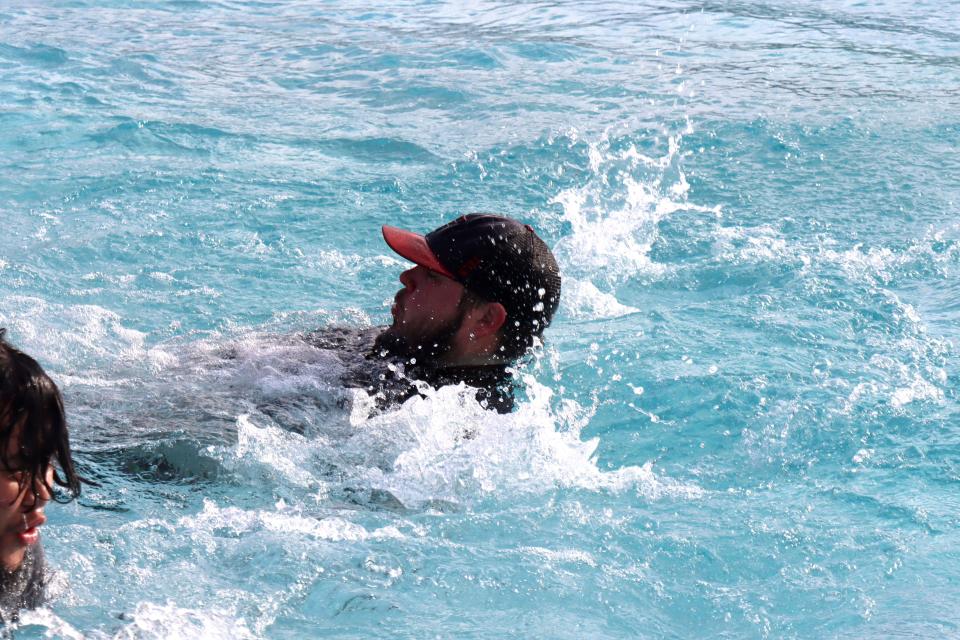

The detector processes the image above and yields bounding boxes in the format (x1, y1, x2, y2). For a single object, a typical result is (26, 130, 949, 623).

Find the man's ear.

(470, 302, 507, 338)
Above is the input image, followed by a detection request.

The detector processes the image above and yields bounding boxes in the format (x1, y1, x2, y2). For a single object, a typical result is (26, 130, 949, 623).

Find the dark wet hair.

(0, 330, 81, 503)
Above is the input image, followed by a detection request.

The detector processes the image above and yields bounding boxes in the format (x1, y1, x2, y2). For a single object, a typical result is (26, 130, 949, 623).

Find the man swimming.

(310, 214, 561, 413)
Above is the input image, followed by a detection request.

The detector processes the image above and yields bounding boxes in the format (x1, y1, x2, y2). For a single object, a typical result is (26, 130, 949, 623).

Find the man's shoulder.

(302, 325, 381, 353)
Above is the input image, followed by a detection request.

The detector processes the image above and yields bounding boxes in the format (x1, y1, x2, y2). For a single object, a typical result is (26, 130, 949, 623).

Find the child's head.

(0, 330, 80, 569)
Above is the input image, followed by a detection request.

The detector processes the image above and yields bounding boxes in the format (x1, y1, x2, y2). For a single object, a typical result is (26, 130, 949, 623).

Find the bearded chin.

(373, 317, 462, 363)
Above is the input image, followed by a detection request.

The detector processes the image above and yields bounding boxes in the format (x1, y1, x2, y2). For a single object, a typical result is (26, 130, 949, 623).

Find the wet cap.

(382, 214, 562, 332)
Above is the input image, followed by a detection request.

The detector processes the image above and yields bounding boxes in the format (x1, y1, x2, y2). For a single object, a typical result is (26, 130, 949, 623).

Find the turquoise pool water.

(1, 1, 959, 637)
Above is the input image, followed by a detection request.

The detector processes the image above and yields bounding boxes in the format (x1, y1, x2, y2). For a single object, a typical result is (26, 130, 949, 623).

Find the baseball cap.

(382, 214, 561, 334)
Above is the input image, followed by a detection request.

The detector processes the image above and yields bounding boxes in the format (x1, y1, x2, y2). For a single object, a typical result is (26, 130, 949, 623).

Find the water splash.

(550, 127, 720, 320)
(302, 374, 699, 507)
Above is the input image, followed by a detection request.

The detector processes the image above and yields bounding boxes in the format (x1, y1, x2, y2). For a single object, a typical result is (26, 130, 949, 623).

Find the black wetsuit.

(0, 544, 46, 623)
(303, 327, 515, 413)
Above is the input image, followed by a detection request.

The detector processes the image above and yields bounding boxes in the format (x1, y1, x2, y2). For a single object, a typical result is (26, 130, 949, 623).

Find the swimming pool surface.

(1, 1, 959, 637)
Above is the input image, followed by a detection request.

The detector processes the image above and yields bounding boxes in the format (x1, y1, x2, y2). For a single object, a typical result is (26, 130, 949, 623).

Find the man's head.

(377, 214, 561, 366)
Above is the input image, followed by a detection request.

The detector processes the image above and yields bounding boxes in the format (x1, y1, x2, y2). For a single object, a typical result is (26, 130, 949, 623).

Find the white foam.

(551, 131, 719, 285)
(713, 223, 796, 265)
(709, 228, 950, 417)
(181, 499, 403, 543)
(230, 414, 323, 488)
(819, 243, 902, 284)
(146, 347, 179, 373)
(174, 285, 221, 299)
(551, 177, 668, 282)
(189, 343, 702, 509)
(335, 375, 703, 507)
(727, 223, 960, 290)
(148, 271, 175, 283)
(108, 601, 256, 640)
(889, 374, 943, 409)
(561, 278, 639, 320)
(231, 230, 270, 256)
(547, 129, 719, 333)
(519, 545, 598, 567)
(0, 296, 147, 373)
(14, 608, 86, 640)
(56, 373, 129, 388)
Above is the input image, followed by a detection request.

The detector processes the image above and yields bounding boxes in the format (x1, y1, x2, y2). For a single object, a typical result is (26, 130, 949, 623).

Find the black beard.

(372, 323, 458, 364)
(371, 305, 467, 365)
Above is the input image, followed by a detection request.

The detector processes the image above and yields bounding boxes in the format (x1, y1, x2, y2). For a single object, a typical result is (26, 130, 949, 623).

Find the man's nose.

(399, 267, 417, 290)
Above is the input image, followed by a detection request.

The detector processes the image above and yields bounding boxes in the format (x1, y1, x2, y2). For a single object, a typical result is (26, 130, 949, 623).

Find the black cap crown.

(425, 214, 561, 335)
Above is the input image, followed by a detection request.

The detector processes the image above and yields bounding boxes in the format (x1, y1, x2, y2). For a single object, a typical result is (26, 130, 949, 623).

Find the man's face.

(380, 265, 467, 359)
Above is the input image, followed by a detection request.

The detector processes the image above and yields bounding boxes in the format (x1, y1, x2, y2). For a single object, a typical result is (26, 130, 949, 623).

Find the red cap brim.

(382, 225, 455, 279)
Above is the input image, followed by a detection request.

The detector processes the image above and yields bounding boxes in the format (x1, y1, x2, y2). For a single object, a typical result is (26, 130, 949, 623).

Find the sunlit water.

(1, 1, 959, 637)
